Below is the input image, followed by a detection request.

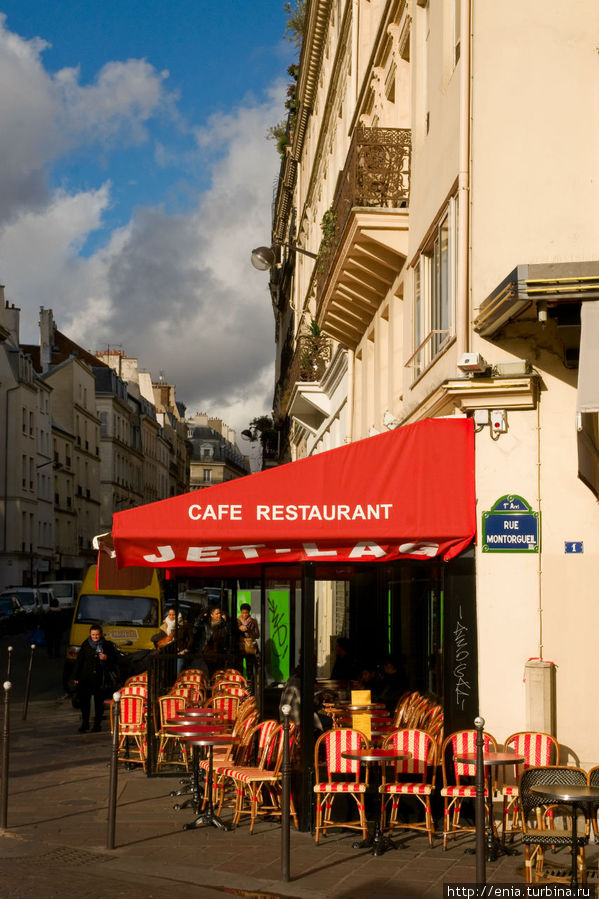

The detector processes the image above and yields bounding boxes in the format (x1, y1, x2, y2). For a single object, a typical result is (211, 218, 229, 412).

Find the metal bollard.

(107, 691, 121, 850)
(280, 703, 291, 883)
(5, 647, 12, 682)
(21, 644, 36, 722)
(474, 716, 486, 885)
(1, 681, 11, 829)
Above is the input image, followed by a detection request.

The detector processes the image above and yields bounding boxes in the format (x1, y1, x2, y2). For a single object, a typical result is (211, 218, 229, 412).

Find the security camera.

(457, 352, 489, 374)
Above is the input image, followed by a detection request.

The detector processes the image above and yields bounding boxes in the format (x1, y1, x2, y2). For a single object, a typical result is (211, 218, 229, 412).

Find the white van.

(0, 587, 53, 614)
(38, 580, 82, 610)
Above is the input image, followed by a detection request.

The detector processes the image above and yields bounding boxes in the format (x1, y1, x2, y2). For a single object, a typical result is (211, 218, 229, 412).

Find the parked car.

(0, 595, 27, 635)
(0, 587, 53, 615)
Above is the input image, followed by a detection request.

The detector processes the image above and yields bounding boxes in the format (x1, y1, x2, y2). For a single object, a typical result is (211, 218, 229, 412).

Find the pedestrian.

(43, 597, 65, 658)
(73, 625, 119, 733)
(236, 602, 259, 685)
(202, 605, 230, 675)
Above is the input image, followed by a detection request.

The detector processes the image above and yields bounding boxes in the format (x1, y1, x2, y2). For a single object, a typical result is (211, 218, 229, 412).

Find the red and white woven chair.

(440, 729, 498, 850)
(206, 695, 240, 725)
(501, 731, 559, 842)
(112, 694, 147, 770)
(227, 723, 298, 833)
(313, 728, 370, 844)
(155, 694, 190, 772)
(208, 717, 276, 814)
(380, 728, 438, 846)
(169, 685, 202, 706)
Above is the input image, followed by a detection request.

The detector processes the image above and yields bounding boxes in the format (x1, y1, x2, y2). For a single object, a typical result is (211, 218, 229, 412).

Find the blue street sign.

(482, 494, 539, 553)
(564, 542, 583, 554)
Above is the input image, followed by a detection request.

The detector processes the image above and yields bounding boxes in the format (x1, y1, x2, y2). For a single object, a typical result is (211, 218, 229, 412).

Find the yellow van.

(65, 564, 163, 679)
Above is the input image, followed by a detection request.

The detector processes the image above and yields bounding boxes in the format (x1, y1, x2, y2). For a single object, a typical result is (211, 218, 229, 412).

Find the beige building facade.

(270, 0, 599, 767)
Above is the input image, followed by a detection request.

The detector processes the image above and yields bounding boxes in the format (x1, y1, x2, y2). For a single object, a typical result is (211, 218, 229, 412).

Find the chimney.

(39, 307, 55, 373)
(2, 292, 21, 347)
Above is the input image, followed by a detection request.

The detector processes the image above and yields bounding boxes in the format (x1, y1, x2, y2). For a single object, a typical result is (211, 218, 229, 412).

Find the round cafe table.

(531, 784, 599, 886)
(181, 733, 239, 831)
(455, 750, 525, 861)
(341, 748, 411, 856)
(166, 722, 226, 809)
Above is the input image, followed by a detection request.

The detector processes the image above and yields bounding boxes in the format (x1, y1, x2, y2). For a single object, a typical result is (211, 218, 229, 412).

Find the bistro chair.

(176, 670, 209, 689)
(587, 766, 599, 843)
(213, 683, 249, 701)
(520, 766, 589, 883)
(112, 694, 147, 770)
(501, 731, 560, 843)
(313, 728, 370, 844)
(155, 694, 189, 772)
(209, 717, 276, 814)
(228, 723, 298, 833)
(206, 695, 240, 725)
(380, 728, 438, 847)
(169, 685, 202, 706)
(440, 729, 498, 850)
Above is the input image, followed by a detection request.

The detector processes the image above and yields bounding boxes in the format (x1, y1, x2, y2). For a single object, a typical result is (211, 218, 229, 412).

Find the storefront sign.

(482, 495, 539, 553)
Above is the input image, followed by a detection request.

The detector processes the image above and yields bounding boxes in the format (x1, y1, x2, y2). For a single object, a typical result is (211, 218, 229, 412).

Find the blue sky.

(0, 1, 296, 434)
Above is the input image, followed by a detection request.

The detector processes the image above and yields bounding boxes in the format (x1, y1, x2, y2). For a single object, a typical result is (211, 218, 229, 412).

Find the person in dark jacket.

(73, 625, 119, 733)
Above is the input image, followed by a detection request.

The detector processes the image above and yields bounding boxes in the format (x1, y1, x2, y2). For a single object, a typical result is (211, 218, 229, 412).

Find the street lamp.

(36, 460, 63, 471)
(250, 243, 317, 271)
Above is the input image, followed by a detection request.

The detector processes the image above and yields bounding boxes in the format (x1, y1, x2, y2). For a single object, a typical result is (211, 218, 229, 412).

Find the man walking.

(73, 625, 119, 733)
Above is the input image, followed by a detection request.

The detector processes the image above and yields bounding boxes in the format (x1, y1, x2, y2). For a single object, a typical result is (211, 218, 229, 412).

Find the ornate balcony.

(314, 126, 411, 348)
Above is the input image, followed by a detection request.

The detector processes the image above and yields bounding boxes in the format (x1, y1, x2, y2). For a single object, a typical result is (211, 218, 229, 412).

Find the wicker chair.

(501, 731, 560, 843)
(520, 766, 589, 883)
(440, 729, 498, 849)
(155, 694, 189, 772)
(313, 728, 370, 844)
(209, 718, 277, 814)
(380, 728, 438, 846)
(112, 694, 147, 770)
(227, 723, 298, 833)
(587, 766, 599, 844)
(205, 695, 240, 725)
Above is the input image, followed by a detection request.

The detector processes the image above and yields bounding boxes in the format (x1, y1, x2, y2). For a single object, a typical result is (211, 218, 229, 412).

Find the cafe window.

(408, 197, 457, 379)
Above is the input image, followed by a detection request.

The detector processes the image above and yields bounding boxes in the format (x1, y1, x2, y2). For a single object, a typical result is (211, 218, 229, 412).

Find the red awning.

(109, 417, 475, 572)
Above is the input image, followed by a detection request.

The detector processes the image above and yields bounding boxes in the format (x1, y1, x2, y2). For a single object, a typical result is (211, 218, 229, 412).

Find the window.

(453, 0, 461, 65)
(203, 469, 212, 484)
(409, 197, 458, 378)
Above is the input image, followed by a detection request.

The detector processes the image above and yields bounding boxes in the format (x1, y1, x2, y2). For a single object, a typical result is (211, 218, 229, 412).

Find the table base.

(183, 810, 231, 831)
(352, 822, 405, 857)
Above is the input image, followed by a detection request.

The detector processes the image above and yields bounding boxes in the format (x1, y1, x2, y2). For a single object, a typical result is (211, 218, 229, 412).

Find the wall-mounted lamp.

(250, 242, 318, 271)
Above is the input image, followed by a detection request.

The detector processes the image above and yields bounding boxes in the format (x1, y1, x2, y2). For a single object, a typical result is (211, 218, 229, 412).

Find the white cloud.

(0, 11, 285, 438)
(0, 14, 172, 225)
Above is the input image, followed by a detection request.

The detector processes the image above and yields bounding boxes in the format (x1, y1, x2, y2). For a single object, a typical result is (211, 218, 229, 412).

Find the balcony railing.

(288, 334, 333, 388)
(314, 126, 411, 303)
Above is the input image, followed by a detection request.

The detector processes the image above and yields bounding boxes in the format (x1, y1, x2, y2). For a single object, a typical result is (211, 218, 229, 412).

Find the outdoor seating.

(587, 766, 599, 843)
(440, 729, 498, 849)
(209, 717, 277, 814)
(501, 731, 560, 843)
(313, 728, 370, 844)
(112, 693, 147, 771)
(206, 695, 240, 724)
(169, 685, 202, 706)
(519, 765, 589, 883)
(213, 683, 249, 700)
(228, 723, 298, 833)
(155, 694, 190, 772)
(177, 671, 209, 689)
(380, 728, 438, 847)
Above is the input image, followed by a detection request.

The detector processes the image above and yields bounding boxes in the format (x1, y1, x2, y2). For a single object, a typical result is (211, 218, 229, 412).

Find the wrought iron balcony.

(287, 334, 333, 388)
(314, 126, 411, 307)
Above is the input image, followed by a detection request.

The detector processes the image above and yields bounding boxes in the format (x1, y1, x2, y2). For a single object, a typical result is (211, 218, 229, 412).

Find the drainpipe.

(3, 385, 20, 554)
(345, 349, 354, 444)
(456, 0, 472, 359)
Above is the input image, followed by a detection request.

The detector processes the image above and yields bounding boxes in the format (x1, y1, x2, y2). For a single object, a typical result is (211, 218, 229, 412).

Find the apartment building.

(186, 413, 250, 489)
(268, 0, 599, 765)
